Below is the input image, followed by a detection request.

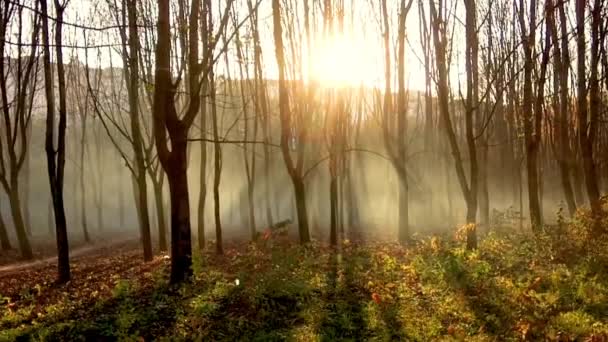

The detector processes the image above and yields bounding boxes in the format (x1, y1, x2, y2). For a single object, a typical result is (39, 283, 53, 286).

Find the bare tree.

(430, 0, 478, 249)
(548, 0, 577, 217)
(123, 0, 153, 261)
(40, 0, 70, 283)
(272, 0, 310, 244)
(0, 0, 39, 259)
(153, 0, 237, 282)
(575, 0, 604, 225)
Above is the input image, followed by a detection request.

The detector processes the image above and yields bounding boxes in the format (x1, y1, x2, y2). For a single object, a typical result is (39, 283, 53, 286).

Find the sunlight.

(308, 35, 381, 88)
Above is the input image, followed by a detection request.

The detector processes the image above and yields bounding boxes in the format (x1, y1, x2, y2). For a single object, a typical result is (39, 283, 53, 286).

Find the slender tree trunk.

(48, 197, 54, 237)
(272, 0, 310, 243)
(80, 111, 90, 242)
(197, 133, 207, 250)
(198, 0, 209, 250)
(552, 0, 577, 216)
(293, 177, 310, 242)
(125, 0, 153, 261)
(576, 0, 602, 220)
(0, 211, 10, 250)
(41, 0, 70, 282)
(396, 0, 412, 244)
(478, 143, 490, 227)
(152, 175, 167, 252)
(23, 122, 31, 236)
(430, 0, 477, 248)
(329, 175, 338, 246)
(210, 69, 223, 256)
(7, 154, 33, 257)
(153, 0, 205, 283)
(464, 0, 479, 249)
(167, 141, 193, 282)
(518, 0, 542, 230)
(95, 127, 104, 232)
(118, 162, 125, 228)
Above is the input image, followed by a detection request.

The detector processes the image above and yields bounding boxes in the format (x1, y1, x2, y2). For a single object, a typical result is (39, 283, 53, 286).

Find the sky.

(10, 0, 471, 93)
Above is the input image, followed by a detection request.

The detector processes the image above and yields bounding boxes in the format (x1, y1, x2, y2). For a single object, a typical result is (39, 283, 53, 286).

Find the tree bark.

(0, 211, 10, 250)
(550, 0, 577, 216)
(430, 0, 477, 249)
(576, 0, 602, 220)
(153, 0, 206, 283)
(124, 0, 153, 261)
(151, 174, 167, 252)
(518, 0, 542, 230)
(41, 0, 70, 283)
(166, 140, 193, 283)
(272, 0, 310, 243)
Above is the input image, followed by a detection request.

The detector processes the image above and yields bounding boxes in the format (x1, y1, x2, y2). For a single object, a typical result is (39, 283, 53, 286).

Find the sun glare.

(308, 35, 381, 88)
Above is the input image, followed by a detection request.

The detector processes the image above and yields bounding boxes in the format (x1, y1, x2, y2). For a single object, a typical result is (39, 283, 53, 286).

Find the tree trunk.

(430, 0, 477, 248)
(80, 109, 90, 242)
(8, 160, 32, 258)
(576, 0, 602, 220)
(395, 0, 412, 244)
(152, 176, 168, 252)
(125, 0, 153, 262)
(272, 0, 310, 243)
(167, 142, 193, 283)
(518, 0, 542, 230)
(41, 0, 70, 283)
(23, 122, 31, 236)
(329, 177, 338, 246)
(135, 173, 153, 261)
(153, 0, 204, 283)
(553, 0, 577, 217)
(478, 145, 490, 227)
(398, 181, 409, 244)
(293, 177, 311, 243)
(0, 211, 11, 250)
(95, 127, 104, 232)
(197, 145, 207, 250)
(210, 71, 223, 256)
(198, 1, 209, 250)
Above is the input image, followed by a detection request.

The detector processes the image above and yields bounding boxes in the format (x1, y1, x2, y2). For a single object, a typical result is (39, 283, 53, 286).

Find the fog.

(0, 81, 572, 250)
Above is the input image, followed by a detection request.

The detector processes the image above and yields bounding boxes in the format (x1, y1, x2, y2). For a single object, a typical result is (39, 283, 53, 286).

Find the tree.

(153, 0, 199, 282)
(197, 0, 210, 250)
(123, 0, 153, 261)
(576, 0, 603, 225)
(272, 0, 310, 244)
(430, 0, 478, 249)
(380, 0, 414, 244)
(153, 0, 236, 282)
(40, 0, 70, 283)
(547, 0, 577, 217)
(0, 0, 38, 260)
(517, 0, 545, 230)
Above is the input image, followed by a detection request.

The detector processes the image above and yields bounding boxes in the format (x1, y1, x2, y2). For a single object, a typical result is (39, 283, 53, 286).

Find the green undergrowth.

(2, 214, 608, 341)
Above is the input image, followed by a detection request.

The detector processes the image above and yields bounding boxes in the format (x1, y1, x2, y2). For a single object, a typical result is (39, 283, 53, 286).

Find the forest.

(1, 0, 608, 340)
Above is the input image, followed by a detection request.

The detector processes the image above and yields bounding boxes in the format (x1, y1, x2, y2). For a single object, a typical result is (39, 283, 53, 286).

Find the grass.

(1, 216, 608, 341)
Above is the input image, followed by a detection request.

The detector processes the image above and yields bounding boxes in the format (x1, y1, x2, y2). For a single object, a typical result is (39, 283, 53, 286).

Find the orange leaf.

(371, 292, 381, 304)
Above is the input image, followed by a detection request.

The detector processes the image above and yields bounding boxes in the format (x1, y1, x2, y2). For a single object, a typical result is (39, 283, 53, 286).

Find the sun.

(308, 35, 380, 88)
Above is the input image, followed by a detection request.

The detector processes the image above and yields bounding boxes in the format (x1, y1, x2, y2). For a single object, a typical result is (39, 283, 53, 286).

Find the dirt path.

(0, 239, 138, 276)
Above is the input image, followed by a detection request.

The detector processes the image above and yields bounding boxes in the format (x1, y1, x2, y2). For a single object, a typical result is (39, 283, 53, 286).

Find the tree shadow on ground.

(9, 278, 181, 341)
(439, 251, 511, 337)
(318, 248, 368, 341)
(317, 247, 409, 341)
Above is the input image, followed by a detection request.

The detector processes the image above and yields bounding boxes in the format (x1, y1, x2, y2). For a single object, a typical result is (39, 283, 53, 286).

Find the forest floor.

(0, 232, 138, 268)
(0, 238, 139, 274)
(1, 219, 608, 341)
